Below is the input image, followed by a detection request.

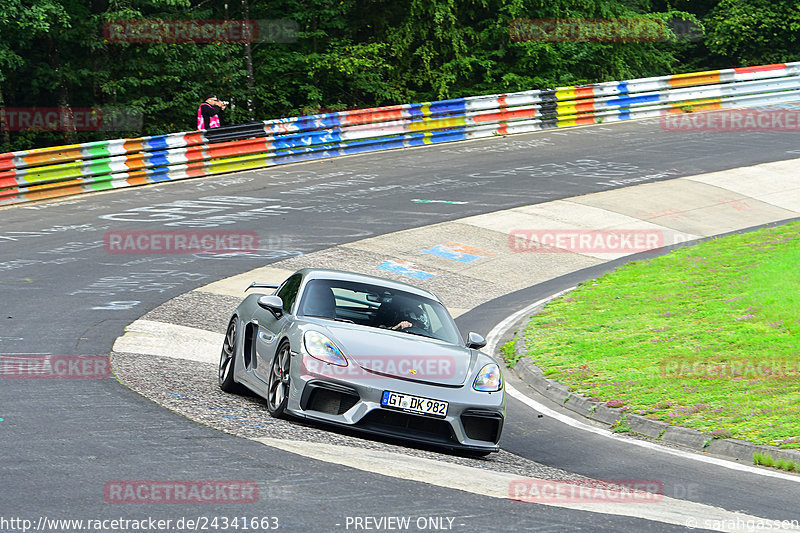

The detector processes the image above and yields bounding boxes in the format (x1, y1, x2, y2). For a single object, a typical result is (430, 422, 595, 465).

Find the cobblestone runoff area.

(111, 351, 580, 481)
(111, 286, 582, 482)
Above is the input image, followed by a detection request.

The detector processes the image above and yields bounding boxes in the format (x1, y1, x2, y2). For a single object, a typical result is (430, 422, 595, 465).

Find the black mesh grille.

(358, 409, 456, 444)
(461, 411, 503, 444)
(306, 387, 359, 415)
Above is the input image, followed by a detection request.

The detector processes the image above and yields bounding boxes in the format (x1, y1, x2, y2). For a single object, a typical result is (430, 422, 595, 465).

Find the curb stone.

(705, 439, 763, 463)
(771, 447, 800, 465)
(661, 426, 709, 449)
(589, 404, 624, 426)
(626, 415, 670, 439)
(503, 315, 800, 473)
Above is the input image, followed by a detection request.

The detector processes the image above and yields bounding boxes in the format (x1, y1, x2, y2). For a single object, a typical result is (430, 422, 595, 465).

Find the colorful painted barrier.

(2, 62, 800, 205)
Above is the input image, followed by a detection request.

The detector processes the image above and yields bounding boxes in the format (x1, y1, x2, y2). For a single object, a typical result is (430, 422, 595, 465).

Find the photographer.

(197, 94, 228, 130)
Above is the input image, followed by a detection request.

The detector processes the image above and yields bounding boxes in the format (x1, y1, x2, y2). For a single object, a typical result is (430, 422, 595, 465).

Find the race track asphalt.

(2, 117, 799, 531)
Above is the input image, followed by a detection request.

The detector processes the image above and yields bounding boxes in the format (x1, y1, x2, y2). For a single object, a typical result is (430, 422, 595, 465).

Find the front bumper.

(286, 356, 505, 453)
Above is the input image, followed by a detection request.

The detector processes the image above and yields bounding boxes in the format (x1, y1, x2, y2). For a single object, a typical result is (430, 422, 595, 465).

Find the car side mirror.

(257, 295, 284, 317)
(466, 332, 486, 349)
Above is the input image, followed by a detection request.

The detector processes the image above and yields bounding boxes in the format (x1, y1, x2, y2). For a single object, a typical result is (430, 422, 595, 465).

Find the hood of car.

(320, 322, 473, 386)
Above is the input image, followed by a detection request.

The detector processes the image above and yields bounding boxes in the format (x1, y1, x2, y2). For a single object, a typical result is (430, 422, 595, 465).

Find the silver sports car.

(218, 268, 505, 454)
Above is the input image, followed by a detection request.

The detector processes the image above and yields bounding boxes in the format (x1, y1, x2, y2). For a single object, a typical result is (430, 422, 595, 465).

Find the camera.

(220, 100, 230, 106)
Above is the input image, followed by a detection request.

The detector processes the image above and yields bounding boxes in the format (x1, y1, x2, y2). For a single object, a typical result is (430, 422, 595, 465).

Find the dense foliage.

(2, 0, 799, 151)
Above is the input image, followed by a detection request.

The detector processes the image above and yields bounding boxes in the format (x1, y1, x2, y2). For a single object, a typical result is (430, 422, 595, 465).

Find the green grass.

(751, 451, 797, 471)
(775, 458, 797, 472)
(500, 337, 518, 364)
(611, 417, 631, 433)
(753, 452, 775, 468)
(510, 221, 800, 449)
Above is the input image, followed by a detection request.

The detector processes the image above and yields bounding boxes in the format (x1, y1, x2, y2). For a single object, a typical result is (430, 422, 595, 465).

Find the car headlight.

(473, 363, 502, 392)
(303, 331, 347, 366)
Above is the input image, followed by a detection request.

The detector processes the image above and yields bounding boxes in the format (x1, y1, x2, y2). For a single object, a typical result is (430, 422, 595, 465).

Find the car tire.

(267, 341, 292, 418)
(219, 317, 242, 393)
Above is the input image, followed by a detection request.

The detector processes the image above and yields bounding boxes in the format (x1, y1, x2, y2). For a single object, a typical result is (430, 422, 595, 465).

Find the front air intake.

(301, 382, 359, 415)
(461, 410, 504, 443)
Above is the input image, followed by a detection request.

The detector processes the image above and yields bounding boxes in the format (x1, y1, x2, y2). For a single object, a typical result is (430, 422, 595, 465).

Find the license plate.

(381, 391, 448, 418)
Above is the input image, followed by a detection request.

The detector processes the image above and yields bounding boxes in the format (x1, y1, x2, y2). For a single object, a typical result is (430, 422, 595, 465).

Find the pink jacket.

(197, 103, 221, 130)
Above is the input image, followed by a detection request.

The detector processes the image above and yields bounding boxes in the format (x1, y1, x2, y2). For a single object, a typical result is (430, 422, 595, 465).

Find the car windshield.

(298, 278, 463, 345)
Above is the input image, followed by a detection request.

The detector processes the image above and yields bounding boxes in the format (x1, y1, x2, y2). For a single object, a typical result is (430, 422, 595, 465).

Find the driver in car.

(378, 296, 428, 332)
(392, 319, 413, 330)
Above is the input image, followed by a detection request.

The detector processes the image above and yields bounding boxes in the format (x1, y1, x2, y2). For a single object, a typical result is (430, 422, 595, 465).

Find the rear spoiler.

(245, 282, 280, 293)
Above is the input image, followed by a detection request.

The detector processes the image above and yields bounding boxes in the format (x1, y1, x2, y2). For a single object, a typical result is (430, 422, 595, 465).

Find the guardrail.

(2, 62, 800, 205)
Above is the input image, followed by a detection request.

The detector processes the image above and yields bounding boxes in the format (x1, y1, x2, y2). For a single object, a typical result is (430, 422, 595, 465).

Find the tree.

(1, 0, 793, 153)
(704, 0, 800, 66)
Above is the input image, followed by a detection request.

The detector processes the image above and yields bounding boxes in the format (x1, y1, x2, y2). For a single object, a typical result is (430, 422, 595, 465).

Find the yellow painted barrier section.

(670, 70, 721, 87)
(207, 154, 274, 174)
(556, 101, 596, 116)
(667, 98, 724, 111)
(555, 86, 595, 102)
(408, 116, 467, 132)
(17, 160, 84, 185)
